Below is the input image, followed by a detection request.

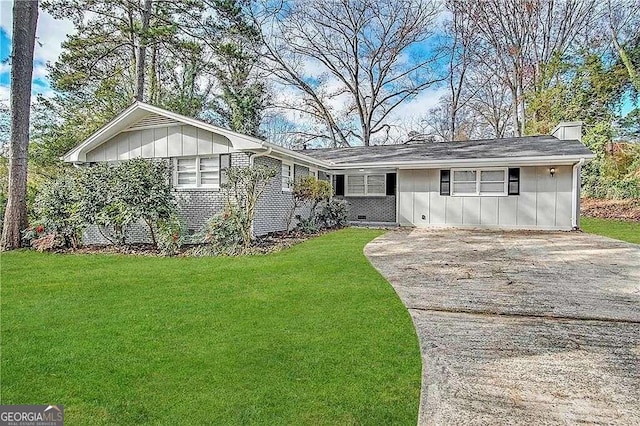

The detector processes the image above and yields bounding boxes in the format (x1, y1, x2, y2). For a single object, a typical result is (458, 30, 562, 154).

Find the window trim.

(173, 155, 221, 189)
(450, 167, 509, 197)
(281, 160, 294, 192)
(345, 174, 387, 197)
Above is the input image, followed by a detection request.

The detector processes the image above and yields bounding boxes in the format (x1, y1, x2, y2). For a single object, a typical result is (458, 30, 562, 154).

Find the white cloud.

(1, 1, 75, 98)
(34, 10, 75, 65)
(390, 86, 447, 122)
(0, 85, 9, 102)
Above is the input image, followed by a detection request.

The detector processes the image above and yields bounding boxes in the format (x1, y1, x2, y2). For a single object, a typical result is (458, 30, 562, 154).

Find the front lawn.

(0, 229, 421, 425)
(581, 217, 640, 244)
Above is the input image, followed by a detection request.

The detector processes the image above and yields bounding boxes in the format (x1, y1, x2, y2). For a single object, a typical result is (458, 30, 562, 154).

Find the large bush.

(30, 173, 85, 248)
(30, 158, 178, 248)
(78, 159, 176, 244)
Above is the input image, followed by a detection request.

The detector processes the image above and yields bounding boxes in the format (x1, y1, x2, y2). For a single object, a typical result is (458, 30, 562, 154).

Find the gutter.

(571, 158, 586, 229)
(325, 154, 596, 170)
(249, 146, 272, 166)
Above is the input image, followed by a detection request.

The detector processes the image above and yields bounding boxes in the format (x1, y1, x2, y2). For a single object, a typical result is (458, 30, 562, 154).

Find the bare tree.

(441, 0, 485, 140)
(253, 0, 443, 146)
(1, 0, 39, 250)
(470, 0, 594, 136)
(466, 71, 513, 139)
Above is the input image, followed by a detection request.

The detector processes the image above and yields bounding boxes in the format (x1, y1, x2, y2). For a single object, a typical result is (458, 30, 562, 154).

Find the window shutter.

(386, 173, 397, 195)
(220, 154, 231, 186)
(508, 168, 520, 195)
(440, 170, 451, 196)
(335, 174, 345, 196)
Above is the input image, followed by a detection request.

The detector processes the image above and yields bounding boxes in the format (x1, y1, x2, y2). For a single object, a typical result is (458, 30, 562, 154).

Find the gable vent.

(126, 113, 180, 131)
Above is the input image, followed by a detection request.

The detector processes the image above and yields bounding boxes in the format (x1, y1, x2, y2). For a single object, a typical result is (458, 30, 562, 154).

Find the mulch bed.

(49, 229, 333, 256)
(581, 198, 640, 221)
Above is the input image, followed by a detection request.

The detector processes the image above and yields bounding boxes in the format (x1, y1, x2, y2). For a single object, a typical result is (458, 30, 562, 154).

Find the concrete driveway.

(365, 229, 640, 425)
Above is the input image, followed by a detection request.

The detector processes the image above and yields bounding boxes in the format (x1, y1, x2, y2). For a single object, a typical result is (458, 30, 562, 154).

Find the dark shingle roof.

(302, 136, 593, 165)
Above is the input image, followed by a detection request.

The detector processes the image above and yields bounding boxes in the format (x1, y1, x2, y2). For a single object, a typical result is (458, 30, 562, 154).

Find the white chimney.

(552, 121, 583, 142)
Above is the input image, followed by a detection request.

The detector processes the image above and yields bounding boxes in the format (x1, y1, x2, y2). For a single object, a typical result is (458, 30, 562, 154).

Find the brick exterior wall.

(83, 222, 154, 245)
(253, 156, 310, 236)
(339, 195, 397, 223)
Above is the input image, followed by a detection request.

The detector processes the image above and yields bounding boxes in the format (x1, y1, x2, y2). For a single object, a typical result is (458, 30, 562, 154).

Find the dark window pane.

(508, 168, 520, 195)
(335, 174, 345, 196)
(440, 170, 451, 196)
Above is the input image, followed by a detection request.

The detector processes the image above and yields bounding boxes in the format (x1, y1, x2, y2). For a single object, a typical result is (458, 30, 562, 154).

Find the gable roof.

(62, 102, 332, 168)
(303, 135, 595, 169)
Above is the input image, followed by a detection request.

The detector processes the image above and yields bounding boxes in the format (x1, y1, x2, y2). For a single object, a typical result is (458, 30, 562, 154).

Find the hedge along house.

(64, 102, 594, 243)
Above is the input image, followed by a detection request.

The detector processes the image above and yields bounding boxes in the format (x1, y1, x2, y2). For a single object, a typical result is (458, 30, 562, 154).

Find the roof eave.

(324, 154, 596, 170)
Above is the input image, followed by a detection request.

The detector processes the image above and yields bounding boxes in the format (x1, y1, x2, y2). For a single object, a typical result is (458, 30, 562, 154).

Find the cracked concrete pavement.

(364, 229, 640, 425)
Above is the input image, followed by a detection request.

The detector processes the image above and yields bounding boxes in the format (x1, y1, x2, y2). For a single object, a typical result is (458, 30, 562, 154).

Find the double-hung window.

(450, 168, 508, 196)
(175, 156, 221, 188)
(282, 162, 294, 191)
(345, 174, 386, 196)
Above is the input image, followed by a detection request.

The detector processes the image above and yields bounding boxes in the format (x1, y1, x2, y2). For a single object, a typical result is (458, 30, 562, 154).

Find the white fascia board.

(258, 142, 333, 170)
(329, 154, 596, 170)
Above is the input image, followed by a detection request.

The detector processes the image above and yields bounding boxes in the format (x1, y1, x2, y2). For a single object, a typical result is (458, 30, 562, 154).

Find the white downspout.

(571, 158, 585, 229)
(249, 146, 272, 166)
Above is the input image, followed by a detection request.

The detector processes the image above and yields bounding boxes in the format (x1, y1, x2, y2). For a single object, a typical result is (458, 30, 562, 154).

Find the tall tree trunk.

(1, 0, 38, 251)
(150, 43, 158, 103)
(135, 0, 152, 101)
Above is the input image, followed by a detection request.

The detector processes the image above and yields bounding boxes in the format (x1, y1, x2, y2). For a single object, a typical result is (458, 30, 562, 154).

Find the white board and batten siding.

(398, 166, 573, 230)
(85, 123, 233, 162)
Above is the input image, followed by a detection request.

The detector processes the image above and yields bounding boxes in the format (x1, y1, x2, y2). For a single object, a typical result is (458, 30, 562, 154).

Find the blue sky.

(0, 27, 49, 92)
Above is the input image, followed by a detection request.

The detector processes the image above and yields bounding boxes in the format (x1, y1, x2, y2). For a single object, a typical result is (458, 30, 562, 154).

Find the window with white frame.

(346, 174, 386, 196)
(282, 162, 294, 190)
(309, 168, 318, 179)
(451, 168, 507, 196)
(175, 156, 220, 188)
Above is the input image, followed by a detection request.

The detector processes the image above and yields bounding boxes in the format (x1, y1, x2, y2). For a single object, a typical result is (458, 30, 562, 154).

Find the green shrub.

(156, 215, 187, 256)
(317, 198, 349, 228)
(288, 176, 333, 231)
(197, 207, 245, 256)
(31, 173, 85, 248)
(78, 159, 176, 245)
(29, 159, 178, 250)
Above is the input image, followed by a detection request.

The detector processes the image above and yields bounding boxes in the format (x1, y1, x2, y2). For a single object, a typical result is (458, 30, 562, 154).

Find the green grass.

(581, 217, 640, 244)
(0, 229, 421, 425)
